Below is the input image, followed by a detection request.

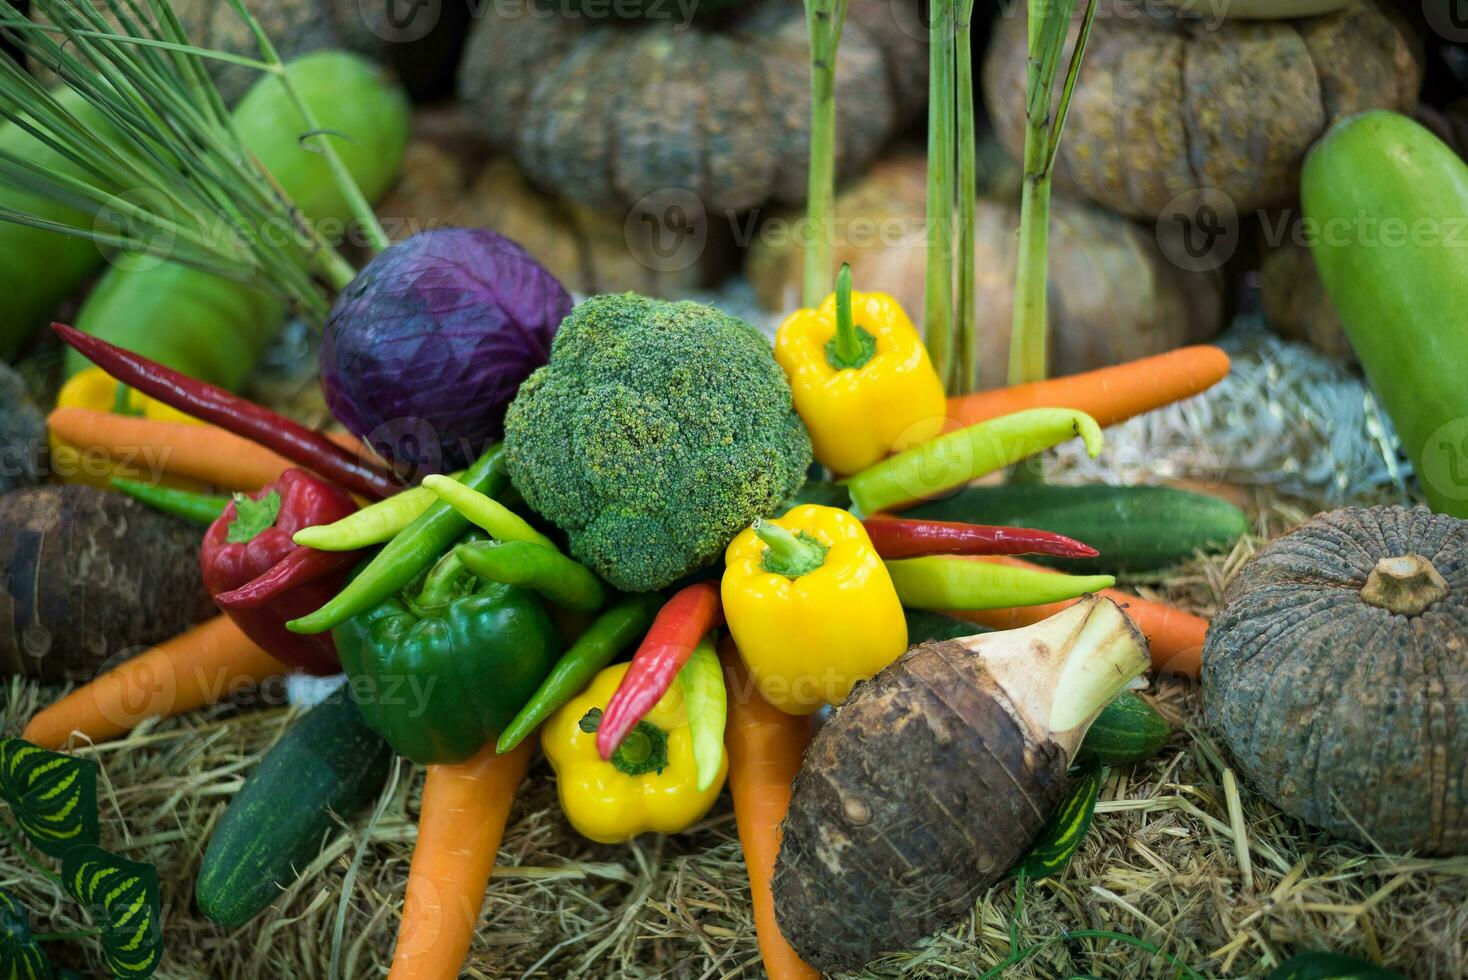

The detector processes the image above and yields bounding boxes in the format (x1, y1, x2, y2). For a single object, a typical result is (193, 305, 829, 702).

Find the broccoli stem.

(755, 521, 829, 579)
(825, 264, 876, 371)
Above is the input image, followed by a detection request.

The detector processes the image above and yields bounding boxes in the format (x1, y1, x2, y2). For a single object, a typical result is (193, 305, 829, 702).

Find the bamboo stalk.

(924, 0, 957, 391)
(801, 0, 848, 308)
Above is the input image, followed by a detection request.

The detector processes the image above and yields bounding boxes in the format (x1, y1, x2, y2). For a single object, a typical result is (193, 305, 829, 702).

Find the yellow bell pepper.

(49, 368, 203, 488)
(774, 265, 946, 475)
(543, 662, 727, 844)
(722, 504, 907, 715)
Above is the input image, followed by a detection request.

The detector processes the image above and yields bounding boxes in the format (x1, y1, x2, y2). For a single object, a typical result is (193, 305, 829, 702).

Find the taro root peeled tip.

(320, 228, 572, 473)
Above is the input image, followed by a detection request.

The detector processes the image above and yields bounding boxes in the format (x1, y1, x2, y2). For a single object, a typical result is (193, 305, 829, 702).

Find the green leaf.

(1265, 952, 1405, 980)
(0, 888, 54, 980)
(226, 490, 280, 543)
(62, 846, 163, 979)
(0, 739, 100, 858)
(1009, 759, 1103, 881)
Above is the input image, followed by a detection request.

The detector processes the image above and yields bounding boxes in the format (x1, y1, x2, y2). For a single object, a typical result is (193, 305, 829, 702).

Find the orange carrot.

(46, 408, 299, 491)
(719, 639, 820, 980)
(388, 740, 533, 980)
(22, 616, 286, 749)
(946, 345, 1231, 431)
(947, 556, 1206, 678)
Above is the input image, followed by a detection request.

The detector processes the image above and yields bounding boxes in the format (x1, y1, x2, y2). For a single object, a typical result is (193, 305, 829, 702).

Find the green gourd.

(68, 50, 410, 388)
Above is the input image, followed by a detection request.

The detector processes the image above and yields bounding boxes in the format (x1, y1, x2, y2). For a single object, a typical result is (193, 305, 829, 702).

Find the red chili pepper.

(52, 322, 402, 500)
(596, 581, 724, 760)
(214, 547, 360, 610)
(201, 469, 361, 675)
(863, 516, 1099, 560)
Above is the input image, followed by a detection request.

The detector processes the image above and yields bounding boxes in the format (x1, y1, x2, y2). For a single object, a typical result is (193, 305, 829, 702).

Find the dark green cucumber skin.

(196, 685, 392, 928)
(906, 484, 1248, 574)
(904, 609, 989, 644)
(1077, 692, 1172, 766)
(1266, 951, 1404, 980)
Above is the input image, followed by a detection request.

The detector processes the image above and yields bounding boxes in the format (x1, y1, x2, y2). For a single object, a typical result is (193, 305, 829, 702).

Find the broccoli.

(504, 293, 813, 592)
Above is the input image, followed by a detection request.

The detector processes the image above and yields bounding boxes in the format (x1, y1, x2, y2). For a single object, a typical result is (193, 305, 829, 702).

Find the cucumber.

(1077, 692, 1172, 766)
(196, 684, 392, 928)
(1303, 111, 1468, 519)
(0, 87, 113, 361)
(1266, 951, 1404, 980)
(905, 484, 1248, 574)
(69, 51, 410, 388)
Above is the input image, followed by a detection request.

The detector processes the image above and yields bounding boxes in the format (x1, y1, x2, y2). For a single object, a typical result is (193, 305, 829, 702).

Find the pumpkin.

(373, 108, 733, 296)
(983, 0, 1423, 218)
(1259, 234, 1355, 363)
(1203, 505, 1468, 855)
(456, 0, 927, 213)
(746, 153, 1228, 389)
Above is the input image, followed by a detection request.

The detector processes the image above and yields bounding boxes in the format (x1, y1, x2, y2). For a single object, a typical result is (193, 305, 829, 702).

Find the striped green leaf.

(0, 739, 99, 858)
(61, 846, 162, 979)
(1009, 760, 1104, 881)
(0, 887, 54, 980)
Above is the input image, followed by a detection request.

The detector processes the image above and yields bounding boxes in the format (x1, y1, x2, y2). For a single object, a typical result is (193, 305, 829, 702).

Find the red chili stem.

(52, 322, 402, 500)
(214, 547, 362, 610)
(596, 581, 724, 760)
(864, 516, 1098, 560)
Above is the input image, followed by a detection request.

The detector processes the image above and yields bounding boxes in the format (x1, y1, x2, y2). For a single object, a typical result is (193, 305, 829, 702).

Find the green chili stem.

(845, 407, 1104, 515)
(755, 521, 829, 578)
(925, 0, 957, 391)
(801, 1, 849, 308)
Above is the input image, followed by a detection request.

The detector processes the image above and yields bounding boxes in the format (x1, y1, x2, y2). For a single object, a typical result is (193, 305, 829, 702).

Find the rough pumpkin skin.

(772, 639, 1070, 972)
(983, 0, 1422, 218)
(0, 485, 211, 683)
(457, 0, 927, 212)
(1204, 505, 1468, 856)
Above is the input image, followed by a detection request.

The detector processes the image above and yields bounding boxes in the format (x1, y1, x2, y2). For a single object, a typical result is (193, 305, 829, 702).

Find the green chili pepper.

(287, 447, 507, 634)
(495, 594, 662, 754)
(845, 408, 1105, 515)
(677, 637, 727, 793)
(423, 474, 556, 549)
(109, 477, 229, 525)
(291, 469, 465, 551)
(454, 540, 606, 612)
(884, 556, 1115, 610)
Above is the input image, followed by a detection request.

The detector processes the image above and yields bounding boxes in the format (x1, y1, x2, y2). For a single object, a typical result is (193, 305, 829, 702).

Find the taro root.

(773, 596, 1150, 971)
(0, 485, 212, 683)
(1204, 505, 1468, 855)
(747, 154, 1227, 389)
(983, 0, 1423, 218)
(457, 0, 927, 212)
(0, 363, 44, 495)
(1259, 235, 1354, 362)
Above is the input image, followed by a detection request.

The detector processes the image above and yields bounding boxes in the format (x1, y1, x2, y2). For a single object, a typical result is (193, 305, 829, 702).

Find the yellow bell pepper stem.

(828, 264, 874, 370)
(774, 276, 946, 475)
(541, 662, 727, 844)
(722, 505, 907, 715)
(845, 407, 1105, 516)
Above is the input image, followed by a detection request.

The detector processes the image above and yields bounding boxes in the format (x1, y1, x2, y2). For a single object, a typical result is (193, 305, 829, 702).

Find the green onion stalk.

(801, 0, 849, 308)
(0, 0, 389, 321)
(1007, 0, 1099, 480)
(924, 0, 958, 390)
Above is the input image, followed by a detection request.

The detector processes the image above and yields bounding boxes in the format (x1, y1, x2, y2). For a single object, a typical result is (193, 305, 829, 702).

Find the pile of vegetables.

(4, 0, 1460, 977)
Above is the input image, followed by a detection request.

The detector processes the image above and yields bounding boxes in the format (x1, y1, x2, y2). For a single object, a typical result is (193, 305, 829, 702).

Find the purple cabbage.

(320, 228, 572, 473)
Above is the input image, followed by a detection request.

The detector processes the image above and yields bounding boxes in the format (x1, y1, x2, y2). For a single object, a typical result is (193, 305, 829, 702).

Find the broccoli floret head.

(504, 293, 813, 592)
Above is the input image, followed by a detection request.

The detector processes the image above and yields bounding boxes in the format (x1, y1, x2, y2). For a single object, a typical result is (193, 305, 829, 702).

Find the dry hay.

(1, 490, 1465, 979)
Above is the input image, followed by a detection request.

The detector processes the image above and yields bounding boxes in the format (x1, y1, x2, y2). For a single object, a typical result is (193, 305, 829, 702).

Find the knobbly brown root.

(772, 595, 1149, 971)
(0, 485, 211, 683)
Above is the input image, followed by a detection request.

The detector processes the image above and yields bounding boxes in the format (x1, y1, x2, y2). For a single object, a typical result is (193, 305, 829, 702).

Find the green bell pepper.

(333, 549, 562, 765)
